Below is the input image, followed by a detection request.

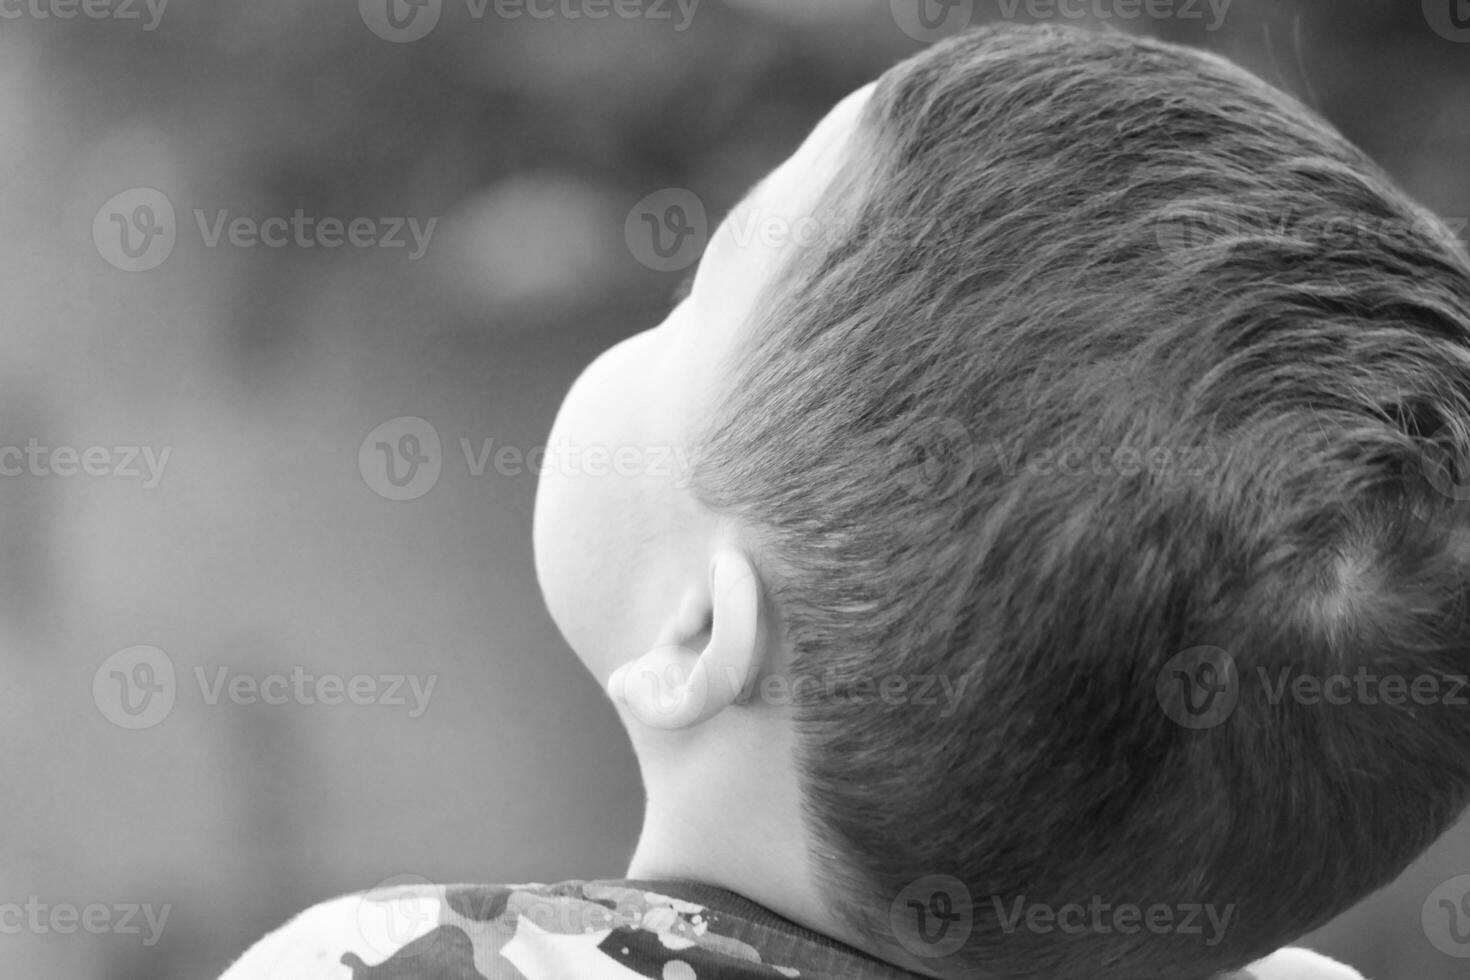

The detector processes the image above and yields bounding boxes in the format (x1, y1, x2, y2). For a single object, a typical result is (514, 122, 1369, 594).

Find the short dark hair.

(690, 23, 1470, 980)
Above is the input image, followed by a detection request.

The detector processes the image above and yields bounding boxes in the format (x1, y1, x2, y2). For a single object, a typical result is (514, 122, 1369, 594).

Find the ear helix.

(606, 550, 759, 730)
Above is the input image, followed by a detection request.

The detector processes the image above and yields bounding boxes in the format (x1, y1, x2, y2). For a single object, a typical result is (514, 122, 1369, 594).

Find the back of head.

(690, 24, 1470, 980)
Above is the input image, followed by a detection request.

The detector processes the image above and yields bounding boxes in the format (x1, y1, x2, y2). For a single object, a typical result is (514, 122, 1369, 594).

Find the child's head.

(534, 23, 1470, 980)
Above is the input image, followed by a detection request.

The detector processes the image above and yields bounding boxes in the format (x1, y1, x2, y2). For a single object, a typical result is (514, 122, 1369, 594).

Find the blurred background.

(0, 0, 1468, 977)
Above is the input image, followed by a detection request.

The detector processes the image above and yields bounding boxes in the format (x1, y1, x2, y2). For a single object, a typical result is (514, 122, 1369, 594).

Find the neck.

(622, 716, 849, 944)
(620, 716, 946, 979)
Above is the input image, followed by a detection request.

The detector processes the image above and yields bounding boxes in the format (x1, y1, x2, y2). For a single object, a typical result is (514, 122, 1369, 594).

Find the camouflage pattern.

(218, 878, 913, 979)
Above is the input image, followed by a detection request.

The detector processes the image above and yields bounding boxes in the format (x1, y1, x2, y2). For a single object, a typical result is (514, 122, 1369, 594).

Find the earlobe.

(607, 549, 764, 730)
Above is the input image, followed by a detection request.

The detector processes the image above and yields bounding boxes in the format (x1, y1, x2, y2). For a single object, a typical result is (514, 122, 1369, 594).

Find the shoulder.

(218, 882, 508, 980)
(218, 892, 366, 980)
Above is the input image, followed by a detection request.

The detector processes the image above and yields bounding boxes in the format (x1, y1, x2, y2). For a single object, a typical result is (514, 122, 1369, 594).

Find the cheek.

(532, 334, 656, 669)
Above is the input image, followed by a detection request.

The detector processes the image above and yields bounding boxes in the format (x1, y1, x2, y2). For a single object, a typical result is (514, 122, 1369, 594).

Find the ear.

(607, 548, 764, 730)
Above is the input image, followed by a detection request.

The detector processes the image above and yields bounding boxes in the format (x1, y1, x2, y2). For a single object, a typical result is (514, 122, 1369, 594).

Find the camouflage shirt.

(217, 878, 920, 980)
